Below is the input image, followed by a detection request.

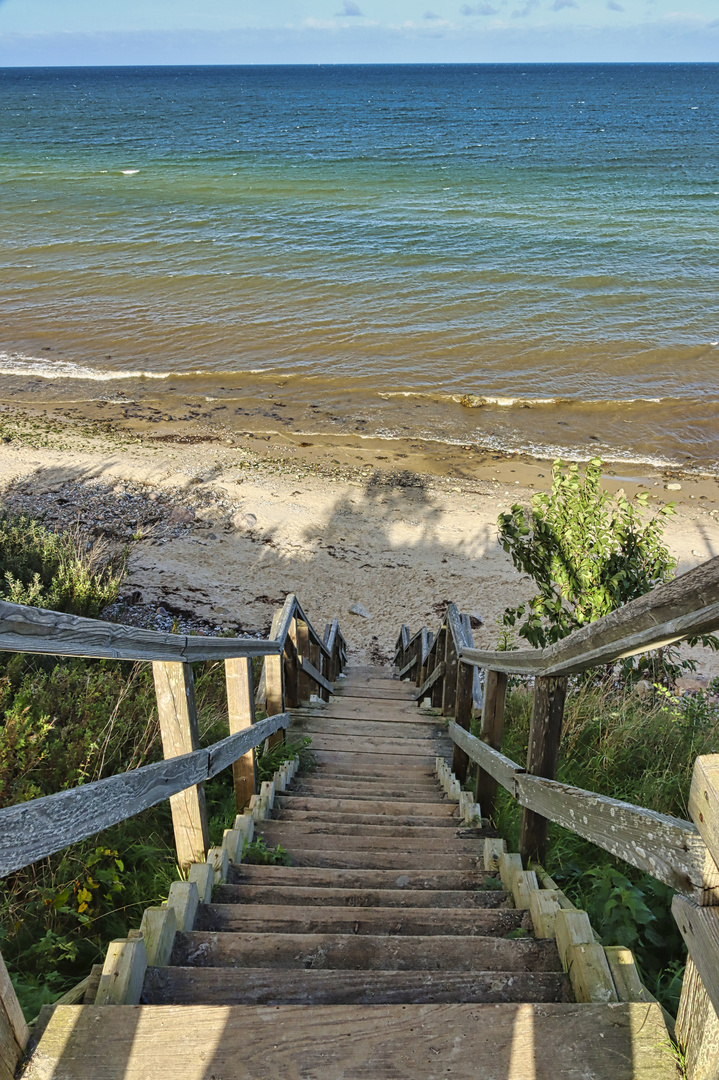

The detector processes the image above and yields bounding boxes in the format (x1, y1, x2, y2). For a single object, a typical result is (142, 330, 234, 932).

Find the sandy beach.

(1, 402, 717, 680)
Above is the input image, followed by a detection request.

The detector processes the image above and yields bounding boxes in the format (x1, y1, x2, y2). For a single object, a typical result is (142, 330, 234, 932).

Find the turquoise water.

(0, 64, 718, 467)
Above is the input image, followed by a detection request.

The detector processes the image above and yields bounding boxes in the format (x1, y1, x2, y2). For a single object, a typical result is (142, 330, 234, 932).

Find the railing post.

(451, 659, 474, 784)
(419, 629, 432, 688)
(475, 668, 508, 817)
(284, 618, 300, 709)
(674, 755, 719, 1079)
(294, 619, 312, 705)
(0, 949, 29, 1078)
(265, 609, 286, 749)
(520, 674, 568, 866)
(431, 627, 446, 708)
(442, 628, 458, 717)
(225, 656, 257, 812)
(152, 661, 210, 869)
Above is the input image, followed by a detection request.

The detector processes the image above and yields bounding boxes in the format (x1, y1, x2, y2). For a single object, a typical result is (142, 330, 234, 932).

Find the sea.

(0, 63, 717, 470)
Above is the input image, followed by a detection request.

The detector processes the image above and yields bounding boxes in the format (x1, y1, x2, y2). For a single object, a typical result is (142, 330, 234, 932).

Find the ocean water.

(0, 63, 717, 468)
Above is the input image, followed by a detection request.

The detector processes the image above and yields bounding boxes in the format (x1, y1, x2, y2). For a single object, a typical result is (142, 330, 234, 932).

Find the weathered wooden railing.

(0, 594, 346, 1073)
(395, 555, 719, 1079)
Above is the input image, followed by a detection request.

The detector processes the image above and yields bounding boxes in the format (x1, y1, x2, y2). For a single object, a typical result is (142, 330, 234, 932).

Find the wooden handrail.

(0, 600, 281, 663)
(458, 556, 719, 677)
(0, 711, 290, 877)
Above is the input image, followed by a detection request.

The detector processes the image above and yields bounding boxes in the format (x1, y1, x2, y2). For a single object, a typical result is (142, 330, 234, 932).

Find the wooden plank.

(398, 655, 419, 678)
(139, 908, 177, 967)
(0, 599, 280, 663)
(171, 930, 561, 972)
(225, 656, 257, 812)
(529, 890, 562, 939)
(555, 909, 595, 970)
(459, 557, 719, 677)
(520, 676, 568, 867)
(442, 606, 461, 717)
(23, 1002, 680, 1080)
(677, 956, 719, 1080)
(673, 895, 719, 1020)
(166, 881, 199, 933)
(0, 713, 289, 878)
(413, 662, 446, 701)
(298, 655, 334, 695)
(95, 937, 147, 1006)
(264, 607, 286, 748)
(0, 948, 28, 1077)
(448, 722, 522, 794)
(565, 943, 618, 1004)
(516, 774, 718, 902)
(153, 661, 209, 869)
(689, 754, 719, 872)
(475, 669, 508, 817)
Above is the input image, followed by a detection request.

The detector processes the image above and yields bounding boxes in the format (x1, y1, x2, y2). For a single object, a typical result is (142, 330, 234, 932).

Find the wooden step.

(257, 821, 474, 841)
(256, 829, 480, 854)
(275, 796, 457, 817)
(214, 885, 510, 908)
(301, 734, 441, 756)
(295, 707, 442, 724)
(280, 786, 449, 804)
(195, 903, 530, 936)
(26, 1002, 679, 1080)
(280, 849, 481, 870)
(273, 809, 462, 827)
(290, 718, 444, 739)
(143, 967, 571, 1006)
(170, 932, 562, 972)
(312, 751, 442, 770)
(226, 865, 499, 890)
(334, 687, 416, 701)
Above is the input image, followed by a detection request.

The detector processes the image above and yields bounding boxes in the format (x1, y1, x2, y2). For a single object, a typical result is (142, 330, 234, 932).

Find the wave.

(0, 354, 173, 382)
(377, 390, 669, 408)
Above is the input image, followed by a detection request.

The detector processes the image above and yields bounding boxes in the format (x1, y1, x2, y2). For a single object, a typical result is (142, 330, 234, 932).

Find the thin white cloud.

(337, 0, 363, 14)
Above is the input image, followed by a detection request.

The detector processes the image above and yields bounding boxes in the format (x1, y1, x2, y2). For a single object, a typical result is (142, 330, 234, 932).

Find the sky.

(0, 0, 717, 65)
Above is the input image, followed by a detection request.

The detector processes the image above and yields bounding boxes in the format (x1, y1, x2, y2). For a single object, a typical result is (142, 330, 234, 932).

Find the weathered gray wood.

(294, 619, 312, 703)
(0, 713, 290, 877)
(448, 722, 523, 794)
(207, 713, 291, 777)
(517, 774, 718, 902)
(95, 936, 147, 1006)
(0, 948, 28, 1079)
(475, 669, 508, 818)
(459, 557, 719, 677)
(225, 656, 257, 812)
(450, 662, 474, 784)
(265, 607, 286, 748)
(689, 755, 719, 873)
(413, 662, 446, 701)
(0, 599, 281, 663)
(398, 655, 419, 678)
(520, 675, 568, 866)
(677, 956, 719, 1080)
(673, 896, 719, 1022)
(299, 655, 334, 694)
(442, 606, 462, 717)
(153, 661, 209, 869)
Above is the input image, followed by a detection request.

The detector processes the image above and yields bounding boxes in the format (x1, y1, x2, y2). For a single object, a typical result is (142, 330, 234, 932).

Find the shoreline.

(1, 402, 718, 679)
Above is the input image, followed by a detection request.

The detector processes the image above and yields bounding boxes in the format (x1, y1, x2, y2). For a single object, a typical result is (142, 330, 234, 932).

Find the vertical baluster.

(475, 668, 508, 820)
(519, 674, 568, 865)
(225, 656, 257, 811)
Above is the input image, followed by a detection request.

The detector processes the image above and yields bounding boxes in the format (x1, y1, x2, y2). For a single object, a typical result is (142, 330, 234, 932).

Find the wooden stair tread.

(226, 865, 496, 889)
(195, 904, 530, 935)
(290, 718, 446, 739)
(143, 966, 572, 1005)
(254, 830, 481, 853)
(274, 810, 462, 827)
(27, 1003, 679, 1079)
(214, 884, 511, 908)
(275, 796, 458, 816)
(170, 931, 562, 971)
(273, 849, 482, 869)
(257, 821, 479, 839)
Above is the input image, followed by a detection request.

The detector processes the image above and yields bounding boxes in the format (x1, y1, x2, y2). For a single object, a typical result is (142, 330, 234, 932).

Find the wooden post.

(475, 668, 508, 818)
(520, 674, 568, 866)
(152, 661, 209, 869)
(225, 656, 257, 812)
(451, 661, 474, 784)
(442, 629, 458, 717)
(430, 628, 446, 708)
(294, 620, 312, 704)
(419, 629, 432, 688)
(0, 949, 29, 1080)
(676, 754, 719, 1079)
(265, 609, 286, 749)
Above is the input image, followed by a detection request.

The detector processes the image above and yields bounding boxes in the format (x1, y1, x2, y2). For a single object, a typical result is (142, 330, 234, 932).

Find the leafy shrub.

(498, 458, 676, 648)
(256, 735, 314, 782)
(0, 513, 124, 616)
(241, 839, 291, 866)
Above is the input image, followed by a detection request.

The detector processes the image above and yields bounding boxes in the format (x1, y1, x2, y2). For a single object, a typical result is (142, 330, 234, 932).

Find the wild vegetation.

(493, 458, 718, 1015)
(0, 512, 302, 1018)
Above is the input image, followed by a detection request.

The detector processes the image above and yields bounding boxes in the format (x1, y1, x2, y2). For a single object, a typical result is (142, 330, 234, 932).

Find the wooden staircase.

(23, 665, 677, 1080)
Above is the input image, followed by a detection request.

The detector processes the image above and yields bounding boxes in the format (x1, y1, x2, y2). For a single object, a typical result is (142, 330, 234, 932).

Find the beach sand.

(1, 403, 718, 678)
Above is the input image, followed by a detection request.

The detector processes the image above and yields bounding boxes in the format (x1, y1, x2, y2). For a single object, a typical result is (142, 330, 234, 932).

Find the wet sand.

(1, 401, 717, 677)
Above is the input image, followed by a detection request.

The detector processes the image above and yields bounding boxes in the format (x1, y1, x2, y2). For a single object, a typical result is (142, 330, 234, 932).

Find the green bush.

(0, 513, 124, 616)
(498, 458, 676, 648)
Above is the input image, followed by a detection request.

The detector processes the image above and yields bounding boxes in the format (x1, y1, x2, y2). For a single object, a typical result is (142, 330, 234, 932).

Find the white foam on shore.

(378, 390, 669, 407)
(0, 354, 172, 382)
